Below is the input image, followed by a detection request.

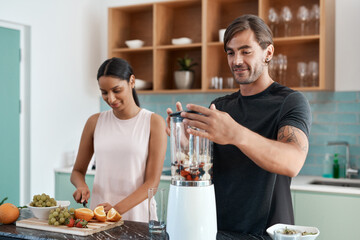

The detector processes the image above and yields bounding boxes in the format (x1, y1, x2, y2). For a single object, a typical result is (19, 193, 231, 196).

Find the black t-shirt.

(211, 82, 312, 236)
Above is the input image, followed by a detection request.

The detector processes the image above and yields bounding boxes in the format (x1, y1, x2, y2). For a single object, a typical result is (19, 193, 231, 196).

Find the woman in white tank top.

(70, 58, 167, 222)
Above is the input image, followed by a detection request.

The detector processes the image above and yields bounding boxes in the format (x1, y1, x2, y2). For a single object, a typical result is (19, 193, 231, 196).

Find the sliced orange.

(74, 208, 94, 222)
(106, 208, 122, 222)
(93, 206, 106, 222)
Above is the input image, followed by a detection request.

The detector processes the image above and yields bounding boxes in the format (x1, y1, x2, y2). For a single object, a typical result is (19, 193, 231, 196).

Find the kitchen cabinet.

(292, 190, 360, 240)
(108, 0, 334, 93)
(55, 171, 94, 209)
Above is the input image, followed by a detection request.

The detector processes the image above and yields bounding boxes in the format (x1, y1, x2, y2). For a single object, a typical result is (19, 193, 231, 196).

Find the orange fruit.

(106, 208, 122, 222)
(93, 206, 106, 222)
(74, 208, 94, 222)
(0, 203, 20, 224)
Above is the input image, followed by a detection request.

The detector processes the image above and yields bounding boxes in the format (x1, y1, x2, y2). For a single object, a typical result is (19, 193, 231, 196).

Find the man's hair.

(224, 14, 273, 51)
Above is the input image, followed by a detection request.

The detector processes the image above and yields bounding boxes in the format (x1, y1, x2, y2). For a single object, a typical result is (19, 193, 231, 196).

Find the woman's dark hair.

(97, 57, 140, 107)
(224, 14, 273, 51)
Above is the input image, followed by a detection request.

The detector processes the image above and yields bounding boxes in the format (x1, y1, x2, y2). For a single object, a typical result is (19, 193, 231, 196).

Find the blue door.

(0, 26, 21, 206)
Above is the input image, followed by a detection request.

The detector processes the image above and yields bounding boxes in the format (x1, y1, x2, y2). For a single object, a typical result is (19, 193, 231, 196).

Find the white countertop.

(55, 167, 360, 196)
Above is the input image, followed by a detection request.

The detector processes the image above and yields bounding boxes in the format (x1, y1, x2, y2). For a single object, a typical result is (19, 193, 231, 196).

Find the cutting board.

(16, 218, 124, 236)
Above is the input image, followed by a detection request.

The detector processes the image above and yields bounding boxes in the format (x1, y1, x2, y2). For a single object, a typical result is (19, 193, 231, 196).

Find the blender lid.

(169, 110, 201, 119)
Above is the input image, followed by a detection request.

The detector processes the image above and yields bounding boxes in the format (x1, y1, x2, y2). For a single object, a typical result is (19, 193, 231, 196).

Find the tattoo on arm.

(278, 126, 308, 153)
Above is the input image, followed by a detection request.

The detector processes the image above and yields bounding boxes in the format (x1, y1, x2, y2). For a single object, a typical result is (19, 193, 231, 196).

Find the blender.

(166, 111, 217, 240)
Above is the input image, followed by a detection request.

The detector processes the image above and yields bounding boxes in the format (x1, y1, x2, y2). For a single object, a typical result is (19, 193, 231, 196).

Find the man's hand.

(181, 103, 240, 145)
(166, 102, 183, 136)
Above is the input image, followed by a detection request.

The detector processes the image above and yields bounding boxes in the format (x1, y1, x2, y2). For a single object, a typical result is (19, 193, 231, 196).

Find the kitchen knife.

(82, 200, 88, 208)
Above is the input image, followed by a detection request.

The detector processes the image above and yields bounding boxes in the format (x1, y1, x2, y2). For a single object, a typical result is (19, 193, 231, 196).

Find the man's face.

(225, 29, 269, 85)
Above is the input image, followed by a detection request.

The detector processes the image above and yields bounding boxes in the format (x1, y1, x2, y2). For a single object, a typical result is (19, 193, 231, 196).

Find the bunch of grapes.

(48, 207, 75, 226)
(30, 193, 57, 207)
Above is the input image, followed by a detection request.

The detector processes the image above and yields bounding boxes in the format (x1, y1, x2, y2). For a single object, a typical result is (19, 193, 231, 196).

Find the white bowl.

(125, 39, 144, 48)
(171, 37, 192, 45)
(135, 79, 152, 90)
(27, 200, 71, 220)
(267, 224, 320, 240)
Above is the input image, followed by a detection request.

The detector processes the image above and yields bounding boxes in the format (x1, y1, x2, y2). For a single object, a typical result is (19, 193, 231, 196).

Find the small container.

(322, 154, 332, 178)
(333, 153, 340, 178)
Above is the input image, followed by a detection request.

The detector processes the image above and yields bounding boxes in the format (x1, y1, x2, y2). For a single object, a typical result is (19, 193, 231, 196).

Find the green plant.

(177, 55, 198, 72)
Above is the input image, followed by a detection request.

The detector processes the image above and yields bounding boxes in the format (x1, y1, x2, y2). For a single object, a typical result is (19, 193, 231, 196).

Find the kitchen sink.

(310, 179, 360, 188)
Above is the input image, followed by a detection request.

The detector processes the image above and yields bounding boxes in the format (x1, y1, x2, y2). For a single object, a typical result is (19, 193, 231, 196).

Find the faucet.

(327, 141, 358, 178)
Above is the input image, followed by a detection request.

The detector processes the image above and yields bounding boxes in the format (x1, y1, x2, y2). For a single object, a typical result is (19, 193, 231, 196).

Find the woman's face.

(98, 75, 135, 111)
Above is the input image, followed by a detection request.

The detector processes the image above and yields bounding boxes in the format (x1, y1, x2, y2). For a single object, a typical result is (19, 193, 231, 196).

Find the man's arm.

(182, 104, 309, 177)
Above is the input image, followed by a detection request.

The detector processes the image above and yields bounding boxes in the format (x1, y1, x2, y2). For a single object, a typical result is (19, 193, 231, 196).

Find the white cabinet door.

(293, 190, 360, 240)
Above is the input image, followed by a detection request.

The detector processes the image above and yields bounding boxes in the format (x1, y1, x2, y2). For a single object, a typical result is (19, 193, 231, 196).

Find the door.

(0, 26, 21, 206)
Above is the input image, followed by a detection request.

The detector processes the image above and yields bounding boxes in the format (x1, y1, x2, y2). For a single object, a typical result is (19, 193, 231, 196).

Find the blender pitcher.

(170, 111, 213, 183)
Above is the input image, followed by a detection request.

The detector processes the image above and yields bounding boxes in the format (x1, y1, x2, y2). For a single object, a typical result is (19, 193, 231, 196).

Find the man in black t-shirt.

(166, 15, 311, 238)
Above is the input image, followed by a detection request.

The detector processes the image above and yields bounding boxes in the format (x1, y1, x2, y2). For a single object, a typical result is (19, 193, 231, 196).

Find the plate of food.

(267, 224, 319, 240)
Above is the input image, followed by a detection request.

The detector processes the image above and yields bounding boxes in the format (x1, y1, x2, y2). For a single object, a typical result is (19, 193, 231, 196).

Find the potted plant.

(174, 55, 198, 89)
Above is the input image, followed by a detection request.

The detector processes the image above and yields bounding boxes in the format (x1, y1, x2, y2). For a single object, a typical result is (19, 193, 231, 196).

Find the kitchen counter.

(54, 167, 360, 196)
(291, 175, 360, 196)
(0, 209, 272, 240)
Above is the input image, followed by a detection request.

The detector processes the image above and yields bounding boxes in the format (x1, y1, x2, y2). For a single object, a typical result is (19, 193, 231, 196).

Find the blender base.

(166, 184, 217, 240)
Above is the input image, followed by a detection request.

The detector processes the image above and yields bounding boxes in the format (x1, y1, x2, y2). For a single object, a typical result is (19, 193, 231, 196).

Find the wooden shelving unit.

(108, 0, 334, 93)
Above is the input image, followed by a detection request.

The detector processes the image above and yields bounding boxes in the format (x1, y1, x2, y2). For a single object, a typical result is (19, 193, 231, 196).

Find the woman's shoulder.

(84, 113, 101, 130)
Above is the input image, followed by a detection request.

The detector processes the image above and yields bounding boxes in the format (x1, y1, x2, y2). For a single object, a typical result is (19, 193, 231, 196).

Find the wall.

(335, 0, 360, 91)
(101, 91, 360, 178)
(0, 0, 103, 203)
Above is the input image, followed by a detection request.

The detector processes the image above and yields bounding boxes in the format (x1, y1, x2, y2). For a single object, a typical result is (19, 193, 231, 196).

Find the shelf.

(112, 47, 153, 53)
(156, 43, 202, 50)
(108, 0, 333, 93)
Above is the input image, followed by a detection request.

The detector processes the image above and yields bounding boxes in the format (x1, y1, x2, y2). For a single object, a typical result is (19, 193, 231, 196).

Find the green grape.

(54, 221, 59, 226)
(70, 208, 75, 213)
(56, 208, 61, 212)
(64, 212, 70, 218)
(41, 195, 46, 201)
(52, 211, 59, 217)
(36, 195, 41, 201)
(50, 209, 55, 214)
(59, 218, 65, 224)
(46, 201, 51, 207)
(59, 213, 64, 218)
(38, 200, 43, 204)
(50, 218, 56, 224)
(48, 214, 53, 220)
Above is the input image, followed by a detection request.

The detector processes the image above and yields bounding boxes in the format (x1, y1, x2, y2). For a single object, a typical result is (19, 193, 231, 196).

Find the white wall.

(335, 0, 360, 91)
(0, 0, 103, 203)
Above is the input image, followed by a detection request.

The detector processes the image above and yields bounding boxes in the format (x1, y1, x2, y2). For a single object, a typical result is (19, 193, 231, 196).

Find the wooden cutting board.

(16, 218, 124, 236)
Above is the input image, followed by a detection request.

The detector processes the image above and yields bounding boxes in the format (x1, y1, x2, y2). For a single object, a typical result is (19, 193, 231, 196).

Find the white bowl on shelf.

(125, 39, 144, 48)
(171, 37, 192, 45)
(267, 223, 320, 240)
(27, 200, 71, 220)
(135, 79, 152, 90)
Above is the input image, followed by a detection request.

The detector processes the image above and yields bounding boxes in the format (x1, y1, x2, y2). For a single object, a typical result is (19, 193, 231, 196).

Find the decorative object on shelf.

(134, 79, 152, 90)
(174, 55, 197, 89)
(211, 76, 223, 89)
(297, 62, 307, 87)
(171, 37, 192, 45)
(218, 29, 226, 42)
(307, 61, 319, 87)
(125, 39, 144, 48)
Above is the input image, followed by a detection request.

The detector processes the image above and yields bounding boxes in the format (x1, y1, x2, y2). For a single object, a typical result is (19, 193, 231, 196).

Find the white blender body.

(167, 111, 217, 240)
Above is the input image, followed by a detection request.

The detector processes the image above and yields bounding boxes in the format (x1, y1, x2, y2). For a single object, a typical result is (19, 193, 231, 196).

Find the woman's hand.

(72, 186, 90, 204)
(97, 202, 113, 213)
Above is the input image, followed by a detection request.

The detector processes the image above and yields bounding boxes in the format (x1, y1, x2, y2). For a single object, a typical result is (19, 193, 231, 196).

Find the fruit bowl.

(27, 200, 70, 220)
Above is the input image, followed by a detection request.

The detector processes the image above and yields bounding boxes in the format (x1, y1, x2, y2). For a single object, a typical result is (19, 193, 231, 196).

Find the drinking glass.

(282, 55, 288, 86)
(268, 55, 277, 79)
(307, 61, 319, 87)
(297, 62, 307, 87)
(310, 4, 320, 34)
(268, 8, 279, 37)
(281, 6, 293, 37)
(226, 77, 234, 89)
(297, 6, 310, 35)
(148, 187, 167, 233)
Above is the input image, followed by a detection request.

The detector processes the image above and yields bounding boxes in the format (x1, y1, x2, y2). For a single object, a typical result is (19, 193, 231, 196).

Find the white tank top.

(91, 109, 152, 222)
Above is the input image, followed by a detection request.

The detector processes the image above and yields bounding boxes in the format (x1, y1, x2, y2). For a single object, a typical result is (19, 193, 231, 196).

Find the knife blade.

(82, 200, 87, 208)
